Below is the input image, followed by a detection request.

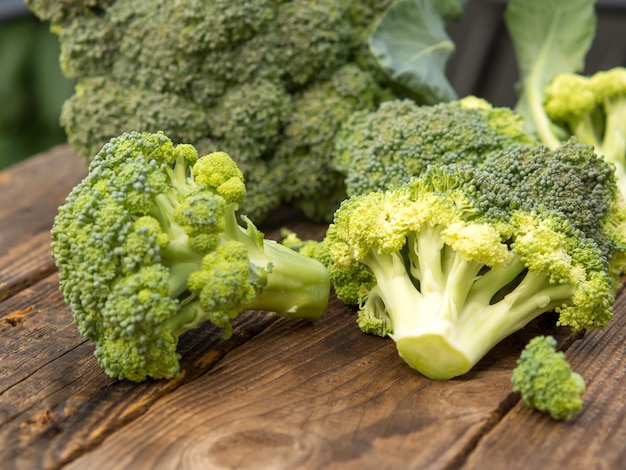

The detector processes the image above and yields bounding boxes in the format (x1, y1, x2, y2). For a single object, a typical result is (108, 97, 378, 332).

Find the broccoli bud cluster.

(51, 131, 330, 382)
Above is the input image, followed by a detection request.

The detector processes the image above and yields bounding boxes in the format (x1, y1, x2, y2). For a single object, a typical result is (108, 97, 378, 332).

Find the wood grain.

(63, 300, 579, 470)
(462, 296, 626, 470)
(0, 272, 290, 469)
(0, 145, 87, 302)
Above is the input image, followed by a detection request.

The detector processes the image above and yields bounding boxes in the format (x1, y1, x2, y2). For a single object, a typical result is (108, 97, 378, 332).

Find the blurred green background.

(0, 0, 74, 169)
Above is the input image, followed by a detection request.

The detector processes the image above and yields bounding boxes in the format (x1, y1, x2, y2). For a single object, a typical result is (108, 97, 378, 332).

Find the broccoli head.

(322, 141, 626, 379)
(51, 131, 330, 382)
(27, 0, 397, 221)
(512, 335, 586, 420)
(332, 96, 537, 197)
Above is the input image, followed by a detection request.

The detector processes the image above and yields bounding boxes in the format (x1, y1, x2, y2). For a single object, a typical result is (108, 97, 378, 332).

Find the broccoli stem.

(222, 211, 329, 320)
(361, 239, 577, 380)
(602, 98, 626, 162)
(245, 239, 331, 320)
(570, 115, 602, 150)
(528, 78, 562, 148)
(163, 236, 330, 339)
(166, 297, 210, 338)
(153, 192, 205, 298)
(153, 192, 187, 241)
(602, 99, 626, 200)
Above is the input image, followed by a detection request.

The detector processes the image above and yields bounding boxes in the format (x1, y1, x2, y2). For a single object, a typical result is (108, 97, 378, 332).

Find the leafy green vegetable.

(369, 0, 467, 104)
(504, 0, 596, 145)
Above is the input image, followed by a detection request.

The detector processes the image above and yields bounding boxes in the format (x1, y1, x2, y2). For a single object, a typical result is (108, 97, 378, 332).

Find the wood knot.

(197, 423, 328, 469)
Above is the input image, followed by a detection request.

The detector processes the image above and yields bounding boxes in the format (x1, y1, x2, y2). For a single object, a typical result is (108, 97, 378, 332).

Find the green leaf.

(505, 0, 596, 144)
(431, 0, 469, 19)
(369, 0, 465, 105)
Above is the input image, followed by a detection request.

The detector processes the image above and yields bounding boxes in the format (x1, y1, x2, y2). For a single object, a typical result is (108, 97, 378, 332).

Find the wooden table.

(1, 146, 624, 470)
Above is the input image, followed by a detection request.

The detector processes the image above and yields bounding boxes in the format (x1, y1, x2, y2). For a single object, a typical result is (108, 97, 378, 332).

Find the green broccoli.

(512, 335, 586, 420)
(26, 0, 398, 221)
(273, 64, 395, 221)
(543, 67, 626, 198)
(332, 96, 537, 197)
(322, 141, 626, 380)
(50, 131, 330, 382)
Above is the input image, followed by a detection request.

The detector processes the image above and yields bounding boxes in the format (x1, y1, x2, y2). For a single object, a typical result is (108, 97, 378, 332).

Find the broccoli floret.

(332, 96, 537, 197)
(50, 131, 330, 382)
(28, 0, 398, 221)
(322, 142, 626, 380)
(512, 335, 586, 420)
(543, 67, 626, 198)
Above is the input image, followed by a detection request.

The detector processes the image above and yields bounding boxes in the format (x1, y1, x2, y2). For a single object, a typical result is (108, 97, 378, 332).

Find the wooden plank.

(0, 144, 330, 469)
(0, 272, 289, 469)
(0, 145, 87, 302)
(461, 294, 626, 470)
(63, 297, 579, 470)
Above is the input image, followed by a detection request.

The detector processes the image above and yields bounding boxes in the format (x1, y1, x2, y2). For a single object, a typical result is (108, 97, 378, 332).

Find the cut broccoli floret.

(512, 335, 586, 420)
(51, 131, 330, 382)
(322, 142, 626, 379)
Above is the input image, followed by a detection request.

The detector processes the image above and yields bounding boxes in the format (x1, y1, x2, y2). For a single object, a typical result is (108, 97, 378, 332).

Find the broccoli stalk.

(51, 131, 330, 382)
(222, 213, 330, 320)
(512, 335, 586, 420)
(353, 209, 582, 380)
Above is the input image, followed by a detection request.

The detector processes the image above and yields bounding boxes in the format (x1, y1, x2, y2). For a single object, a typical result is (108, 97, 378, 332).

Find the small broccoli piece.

(332, 96, 537, 197)
(51, 131, 330, 382)
(543, 67, 626, 198)
(512, 336, 586, 420)
(323, 142, 626, 379)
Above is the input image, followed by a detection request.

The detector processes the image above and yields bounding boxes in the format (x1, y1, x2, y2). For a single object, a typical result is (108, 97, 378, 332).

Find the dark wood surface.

(1, 146, 624, 470)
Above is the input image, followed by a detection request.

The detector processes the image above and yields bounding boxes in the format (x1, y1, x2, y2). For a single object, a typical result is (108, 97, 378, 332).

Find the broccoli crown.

(323, 143, 626, 379)
(51, 131, 330, 382)
(332, 96, 537, 197)
(512, 335, 586, 420)
(29, 0, 397, 221)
